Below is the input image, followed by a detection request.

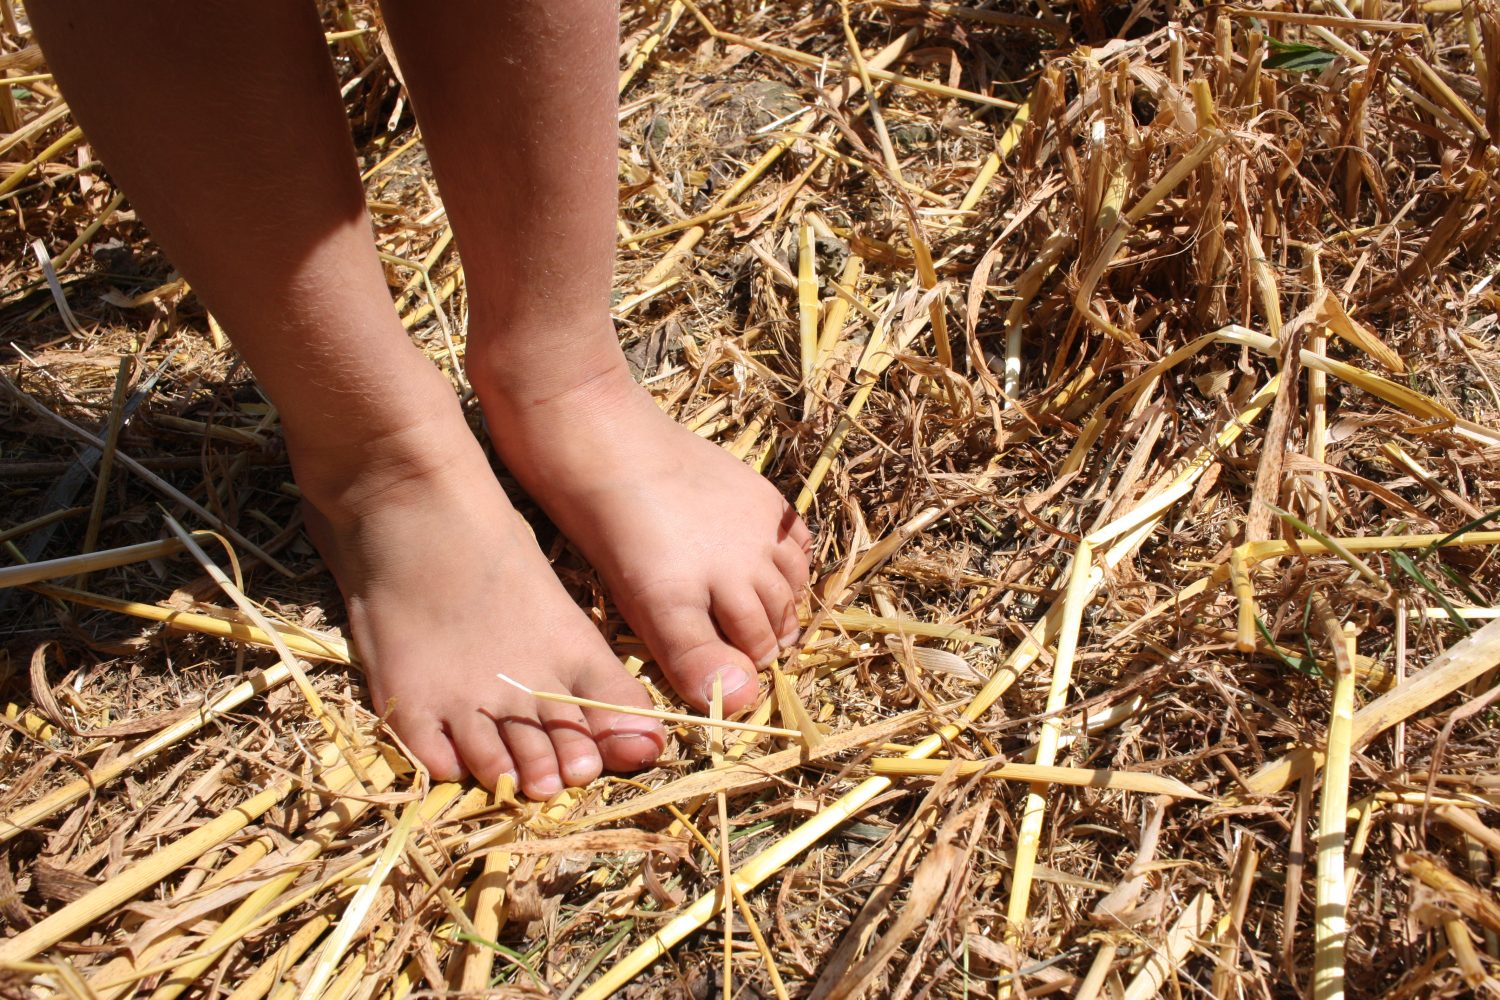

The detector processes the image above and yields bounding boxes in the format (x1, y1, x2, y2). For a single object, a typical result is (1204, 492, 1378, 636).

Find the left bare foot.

(475, 342, 811, 716)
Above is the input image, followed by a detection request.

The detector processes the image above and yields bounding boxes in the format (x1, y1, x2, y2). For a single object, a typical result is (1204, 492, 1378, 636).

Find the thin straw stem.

(0, 534, 200, 589)
(870, 757, 1204, 799)
(497, 673, 802, 740)
(0, 371, 291, 574)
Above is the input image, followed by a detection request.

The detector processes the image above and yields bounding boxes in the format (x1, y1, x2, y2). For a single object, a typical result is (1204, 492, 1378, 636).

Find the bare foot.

(477, 345, 812, 716)
(292, 382, 664, 798)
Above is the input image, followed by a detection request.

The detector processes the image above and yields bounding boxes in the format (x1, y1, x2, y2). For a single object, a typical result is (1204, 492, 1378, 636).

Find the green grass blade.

(1267, 503, 1386, 589)
(1391, 549, 1471, 634)
(1421, 507, 1500, 557)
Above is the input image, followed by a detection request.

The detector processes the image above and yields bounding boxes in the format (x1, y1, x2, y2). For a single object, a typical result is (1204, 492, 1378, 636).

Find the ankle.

(464, 314, 634, 412)
(284, 367, 480, 523)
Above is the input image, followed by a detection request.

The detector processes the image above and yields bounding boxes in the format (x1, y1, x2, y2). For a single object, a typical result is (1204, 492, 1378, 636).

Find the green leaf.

(1433, 559, 1489, 607)
(1301, 591, 1324, 676)
(1264, 41, 1337, 73)
(1255, 614, 1325, 679)
(452, 931, 542, 985)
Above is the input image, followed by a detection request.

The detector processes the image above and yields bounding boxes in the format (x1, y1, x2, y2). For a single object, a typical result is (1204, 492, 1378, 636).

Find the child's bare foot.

(292, 380, 664, 798)
(476, 341, 812, 717)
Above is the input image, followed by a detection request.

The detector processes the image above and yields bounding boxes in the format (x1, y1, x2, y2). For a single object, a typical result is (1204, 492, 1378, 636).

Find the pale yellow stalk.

(1004, 541, 1094, 944)
(1313, 605, 1357, 1000)
(1121, 892, 1217, 1000)
(452, 782, 516, 992)
(871, 758, 1203, 798)
(296, 788, 421, 1000)
(797, 218, 819, 386)
(0, 744, 364, 964)
(0, 534, 201, 590)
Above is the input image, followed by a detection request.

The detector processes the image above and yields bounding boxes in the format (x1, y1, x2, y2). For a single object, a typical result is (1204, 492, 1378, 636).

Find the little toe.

(568, 656, 664, 772)
(754, 572, 799, 648)
(538, 700, 603, 788)
(635, 596, 759, 714)
(448, 713, 515, 790)
(772, 537, 811, 594)
(711, 584, 782, 667)
(784, 507, 813, 551)
(496, 715, 564, 800)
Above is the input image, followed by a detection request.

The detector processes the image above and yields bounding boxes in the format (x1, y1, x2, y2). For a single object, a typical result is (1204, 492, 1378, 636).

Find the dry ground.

(3, 1, 1500, 997)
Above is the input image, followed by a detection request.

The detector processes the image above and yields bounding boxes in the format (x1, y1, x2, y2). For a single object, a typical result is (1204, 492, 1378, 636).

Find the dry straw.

(5, 0, 1500, 996)
(1311, 597, 1357, 1000)
(497, 672, 804, 741)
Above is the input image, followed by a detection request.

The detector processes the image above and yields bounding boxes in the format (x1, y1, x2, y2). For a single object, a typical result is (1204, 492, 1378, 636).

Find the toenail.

(566, 755, 599, 777)
(703, 666, 752, 704)
(606, 729, 662, 751)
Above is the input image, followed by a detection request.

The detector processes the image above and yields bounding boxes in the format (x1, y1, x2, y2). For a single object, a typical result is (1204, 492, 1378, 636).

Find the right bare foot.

(291, 374, 664, 798)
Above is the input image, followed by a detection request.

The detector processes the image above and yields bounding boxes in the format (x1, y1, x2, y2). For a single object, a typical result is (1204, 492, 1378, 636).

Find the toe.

(538, 700, 603, 788)
(782, 505, 813, 551)
(755, 572, 799, 648)
(397, 721, 467, 783)
(567, 655, 664, 773)
(772, 536, 811, 595)
(449, 712, 516, 790)
(631, 590, 759, 714)
(496, 714, 564, 800)
(712, 584, 782, 667)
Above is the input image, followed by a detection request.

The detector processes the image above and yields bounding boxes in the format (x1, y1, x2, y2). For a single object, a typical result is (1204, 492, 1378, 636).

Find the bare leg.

(28, 0, 664, 797)
(381, 0, 812, 714)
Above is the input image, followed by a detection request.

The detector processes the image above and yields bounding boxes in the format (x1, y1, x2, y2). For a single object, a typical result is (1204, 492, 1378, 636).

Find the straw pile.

(3, 0, 1500, 995)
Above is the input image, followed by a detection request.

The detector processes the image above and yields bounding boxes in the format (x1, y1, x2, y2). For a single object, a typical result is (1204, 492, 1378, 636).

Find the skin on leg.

(28, 0, 663, 797)
(381, 0, 813, 714)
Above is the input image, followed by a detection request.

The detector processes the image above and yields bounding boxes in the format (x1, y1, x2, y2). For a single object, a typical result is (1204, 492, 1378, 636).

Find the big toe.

(569, 654, 666, 773)
(631, 591, 761, 715)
